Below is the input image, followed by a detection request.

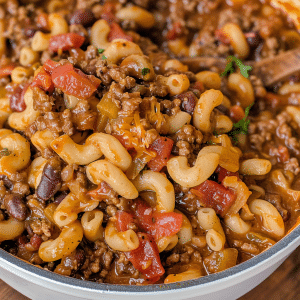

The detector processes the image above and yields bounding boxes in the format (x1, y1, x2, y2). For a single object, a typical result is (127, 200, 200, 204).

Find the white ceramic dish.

(0, 224, 299, 300)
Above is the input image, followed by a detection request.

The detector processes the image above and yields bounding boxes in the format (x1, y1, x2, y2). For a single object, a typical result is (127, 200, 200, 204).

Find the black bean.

(216, 104, 229, 115)
(37, 158, 62, 202)
(0, 174, 14, 190)
(4, 194, 28, 221)
(54, 191, 68, 204)
(69, 9, 95, 27)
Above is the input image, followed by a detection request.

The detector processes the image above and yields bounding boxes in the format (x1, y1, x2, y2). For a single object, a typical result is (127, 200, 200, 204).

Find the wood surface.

(0, 246, 299, 300)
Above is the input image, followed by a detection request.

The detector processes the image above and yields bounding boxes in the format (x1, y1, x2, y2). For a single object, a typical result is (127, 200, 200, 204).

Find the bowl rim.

(0, 225, 299, 294)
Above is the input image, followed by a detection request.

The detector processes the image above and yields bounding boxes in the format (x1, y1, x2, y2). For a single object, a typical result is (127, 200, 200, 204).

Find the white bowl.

(0, 225, 299, 300)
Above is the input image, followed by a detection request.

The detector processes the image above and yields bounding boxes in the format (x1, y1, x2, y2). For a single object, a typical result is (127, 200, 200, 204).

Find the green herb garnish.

(229, 102, 254, 143)
(141, 67, 150, 76)
(102, 55, 107, 60)
(220, 55, 252, 78)
(0, 148, 10, 157)
(98, 48, 105, 54)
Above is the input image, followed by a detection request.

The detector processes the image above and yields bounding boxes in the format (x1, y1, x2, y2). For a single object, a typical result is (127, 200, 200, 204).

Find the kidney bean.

(24, 26, 37, 38)
(36, 158, 62, 202)
(4, 194, 28, 221)
(9, 82, 30, 112)
(54, 191, 68, 204)
(28, 234, 43, 251)
(245, 31, 262, 49)
(178, 91, 197, 114)
(0, 174, 13, 190)
(69, 9, 95, 27)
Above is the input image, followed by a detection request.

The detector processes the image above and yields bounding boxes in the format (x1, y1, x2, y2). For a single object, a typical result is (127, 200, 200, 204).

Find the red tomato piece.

(108, 22, 133, 42)
(191, 180, 236, 216)
(43, 59, 60, 74)
(166, 21, 184, 40)
(51, 63, 97, 99)
(116, 211, 135, 232)
(134, 199, 182, 240)
(147, 137, 174, 172)
(31, 67, 54, 92)
(49, 33, 85, 53)
(125, 233, 165, 282)
(0, 64, 15, 78)
(75, 69, 101, 89)
(216, 166, 239, 183)
(229, 105, 245, 123)
(87, 182, 115, 201)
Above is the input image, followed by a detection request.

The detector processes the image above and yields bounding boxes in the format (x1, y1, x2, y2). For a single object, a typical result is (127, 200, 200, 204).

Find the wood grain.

(0, 246, 299, 300)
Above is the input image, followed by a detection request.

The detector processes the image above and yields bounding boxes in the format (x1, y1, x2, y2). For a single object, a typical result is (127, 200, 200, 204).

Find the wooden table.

(0, 246, 299, 300)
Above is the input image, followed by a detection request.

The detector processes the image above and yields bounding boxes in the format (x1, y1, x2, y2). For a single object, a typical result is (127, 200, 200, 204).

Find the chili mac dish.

(0, 0, 299, 285)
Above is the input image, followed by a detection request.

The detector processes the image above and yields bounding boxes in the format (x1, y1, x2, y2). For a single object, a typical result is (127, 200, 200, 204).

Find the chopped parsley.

(229, 103, 254, 144)
(141, 67, 150, 76)
(220, 55, 252, 78)
(0, 148, 10, 157)
(98, 48, 105, 54)
(102, 55, 107, 60)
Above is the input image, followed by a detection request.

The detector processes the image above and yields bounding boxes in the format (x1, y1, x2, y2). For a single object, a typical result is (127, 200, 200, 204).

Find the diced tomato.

(108, 22, 133, 42)
(87, 182, 115, 201)
(116, 211, 135, 232)
(51, 63, 97, 99)
(134, 199, 182, 240)
(31, 67, 54, 92)
(147, 137, 174, 172)
(265, 92, 289, 110)
(75, 69, 101, 89)
(215, 29, 231, 44)
(191, 180, 236, 216)
(166, 21, 184, 41)
(49, 33, 85, 53)
(229, 105, 245, 122)
(0, 64, 15, 78)
(216, 166, 239, 183)
(43, 59, 60, 74)
(277, 145, 290, 163)
(125, 233, 165, 282)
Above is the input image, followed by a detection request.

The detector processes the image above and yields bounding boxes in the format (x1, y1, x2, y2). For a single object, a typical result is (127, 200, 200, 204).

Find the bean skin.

(37, 158, 62, 202)
(4, 194, 28, 221)
(69, 9, 95, 27)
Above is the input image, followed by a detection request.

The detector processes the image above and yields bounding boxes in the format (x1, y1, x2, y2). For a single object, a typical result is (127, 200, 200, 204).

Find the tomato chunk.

(147, 137, 174, 172)
(277, 145, 290, 163)
(43, 59, 60, 74)
(116, 211, 135, 232)
(87, 182, 114, 201)
(134, 199, 182, 240)
(108, 22, 133, 42)
(49, 33, 85, 52)
(75, 69, 101, 89)
(215, 29, 231, 44)
(191, 180, 236, 216)
(216, 166, 239, 183)
(0, 64, 15, 78)
(51, 63, 97, 99)
(31, 67, 54, 92)
(125, 233, 165, 282)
